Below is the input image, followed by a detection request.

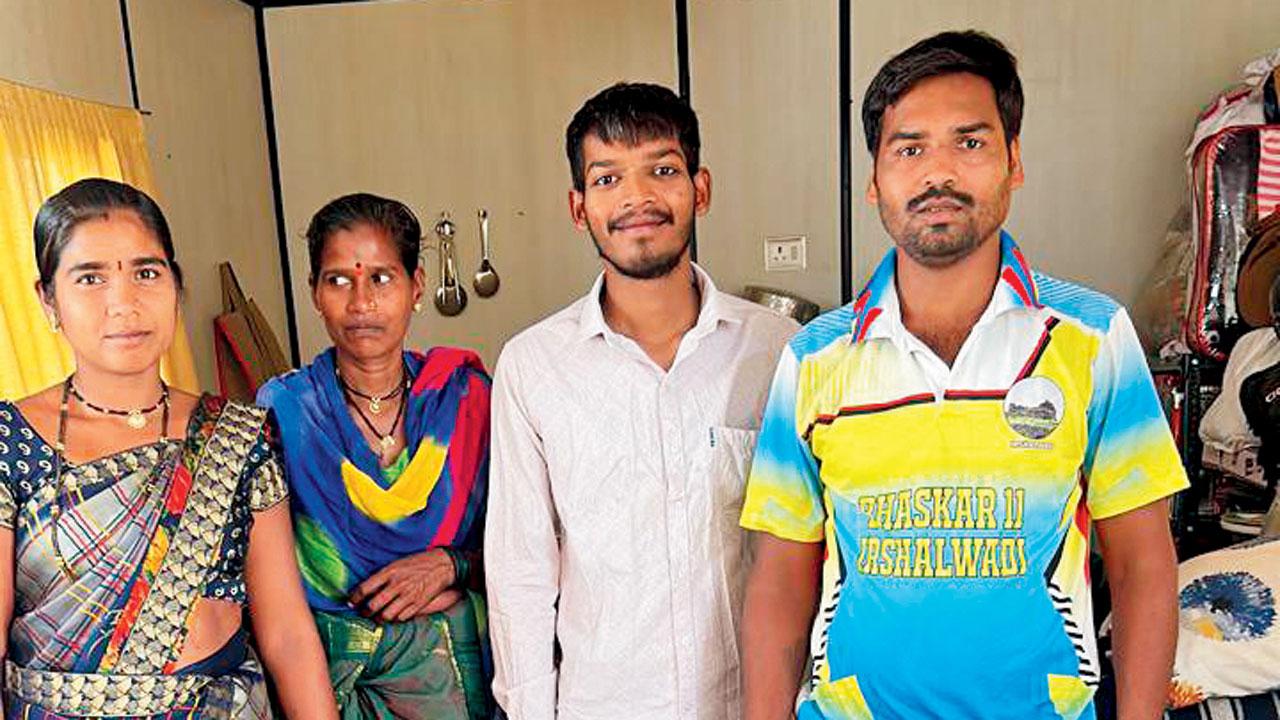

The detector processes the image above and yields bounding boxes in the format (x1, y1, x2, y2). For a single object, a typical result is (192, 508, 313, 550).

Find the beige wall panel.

(689, 0, 841, 310)
(0, 0, 132, 107)
(852, 0, 1280, 307)
(266, 0, 676, 367)
(129, 0, 282, 390)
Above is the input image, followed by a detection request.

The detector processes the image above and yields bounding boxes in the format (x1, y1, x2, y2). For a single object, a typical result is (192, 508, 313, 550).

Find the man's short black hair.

(862, 30, 1023, 155)
(565, 82, 701, 192)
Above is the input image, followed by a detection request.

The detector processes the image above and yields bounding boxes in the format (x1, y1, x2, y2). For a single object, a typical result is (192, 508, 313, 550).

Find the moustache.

(906, 185, 974, 213)
(608, 208, 674, 234)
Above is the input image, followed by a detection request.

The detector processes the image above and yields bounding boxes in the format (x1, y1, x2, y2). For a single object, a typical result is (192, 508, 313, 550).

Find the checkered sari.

(10, 441, 180, 674)
(0, 399, 276, 719)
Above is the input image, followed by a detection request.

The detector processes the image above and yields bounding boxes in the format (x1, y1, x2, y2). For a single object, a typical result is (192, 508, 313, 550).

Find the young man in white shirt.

(486, 82, 798, 720)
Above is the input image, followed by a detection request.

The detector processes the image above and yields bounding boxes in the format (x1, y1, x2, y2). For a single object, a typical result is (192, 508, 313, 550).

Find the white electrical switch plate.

(765, 235, 807, 271)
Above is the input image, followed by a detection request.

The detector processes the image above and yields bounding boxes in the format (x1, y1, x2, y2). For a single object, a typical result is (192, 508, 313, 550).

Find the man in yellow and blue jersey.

(739, 31, 1188, 720)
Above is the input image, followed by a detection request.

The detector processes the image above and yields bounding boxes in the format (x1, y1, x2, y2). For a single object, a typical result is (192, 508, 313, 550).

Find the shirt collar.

(575, 263, 739, 342)
(852, 230, 1041, 344)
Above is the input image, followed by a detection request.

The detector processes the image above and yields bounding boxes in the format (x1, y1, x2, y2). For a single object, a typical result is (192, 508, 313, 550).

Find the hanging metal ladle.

(433, 213, 467, 316)
(473, 209, 500, 298)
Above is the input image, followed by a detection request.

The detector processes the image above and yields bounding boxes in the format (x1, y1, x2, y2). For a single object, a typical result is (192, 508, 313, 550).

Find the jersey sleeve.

(740, 346, 826, 542)
(1083, 309, 1189, 519)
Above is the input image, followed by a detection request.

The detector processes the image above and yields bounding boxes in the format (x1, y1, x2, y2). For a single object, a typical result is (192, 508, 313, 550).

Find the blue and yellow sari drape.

(258, 346, 491, 720)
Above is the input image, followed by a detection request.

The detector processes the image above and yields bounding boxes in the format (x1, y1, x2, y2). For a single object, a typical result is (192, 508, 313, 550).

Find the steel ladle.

(433, 213, 467, 316)
(473, 208, 500, 298)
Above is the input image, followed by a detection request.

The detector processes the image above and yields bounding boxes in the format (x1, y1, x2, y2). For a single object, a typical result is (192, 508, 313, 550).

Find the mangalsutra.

(338, 361, 411, 454)
(337, 366, 407, 416)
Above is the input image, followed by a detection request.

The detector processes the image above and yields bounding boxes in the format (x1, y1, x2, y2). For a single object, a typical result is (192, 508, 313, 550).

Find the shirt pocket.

(708, 426, 759, 514)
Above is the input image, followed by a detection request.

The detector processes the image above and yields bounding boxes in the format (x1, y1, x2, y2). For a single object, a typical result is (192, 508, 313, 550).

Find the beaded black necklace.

(68, 379, 168, 429)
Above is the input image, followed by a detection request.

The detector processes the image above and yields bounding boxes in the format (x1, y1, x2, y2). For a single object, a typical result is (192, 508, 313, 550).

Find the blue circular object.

(1180, 571, 1276, 641)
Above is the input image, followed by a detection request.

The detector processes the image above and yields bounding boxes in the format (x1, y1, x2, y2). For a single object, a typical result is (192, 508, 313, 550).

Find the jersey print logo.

(1003, 376, 1064, 441)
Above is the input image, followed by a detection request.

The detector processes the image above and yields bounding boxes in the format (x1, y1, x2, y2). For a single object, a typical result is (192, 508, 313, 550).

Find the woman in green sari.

(0, 178, 337, 719)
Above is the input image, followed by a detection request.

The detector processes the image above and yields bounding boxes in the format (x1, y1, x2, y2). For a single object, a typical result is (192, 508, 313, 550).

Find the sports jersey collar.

(576, 262, 740, 342)
(851, 230, 1041, 345)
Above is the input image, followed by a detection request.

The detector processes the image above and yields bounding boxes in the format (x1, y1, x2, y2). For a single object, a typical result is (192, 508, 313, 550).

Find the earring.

(413, 302, 423, 313)
(49, 316, 60, 332)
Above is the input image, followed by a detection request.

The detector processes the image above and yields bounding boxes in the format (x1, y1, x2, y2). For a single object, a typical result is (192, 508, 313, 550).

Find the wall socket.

(764, 235, 807, 271)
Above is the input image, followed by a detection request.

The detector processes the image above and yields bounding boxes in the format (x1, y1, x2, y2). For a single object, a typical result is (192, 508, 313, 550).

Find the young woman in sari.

(0, 178, 338, 720)
(256, 194, 491, 719)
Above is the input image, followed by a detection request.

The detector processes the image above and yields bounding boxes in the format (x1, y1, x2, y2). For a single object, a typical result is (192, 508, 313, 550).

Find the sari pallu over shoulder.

(1, 398, 280, 719)
(259, 347, 490, 614)
(260, 347, 493, 720)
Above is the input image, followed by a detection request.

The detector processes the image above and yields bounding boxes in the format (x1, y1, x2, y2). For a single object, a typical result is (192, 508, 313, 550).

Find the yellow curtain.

(0, 79, 198, 399)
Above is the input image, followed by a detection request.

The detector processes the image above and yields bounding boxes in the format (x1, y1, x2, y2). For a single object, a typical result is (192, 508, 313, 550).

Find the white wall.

(8, 0, 1277, 376)
(689, 0, 842, 311)
(265, 0, 677, 368)
(131, 0, 284, 389)
(0, 0, 132, 108)
(851, 0, 1280, 306)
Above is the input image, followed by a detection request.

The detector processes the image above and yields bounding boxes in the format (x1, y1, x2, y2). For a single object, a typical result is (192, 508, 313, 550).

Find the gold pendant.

(379, 435, 395, 451)
(126, 411, 147, 429)
(369, 396, 383, 415)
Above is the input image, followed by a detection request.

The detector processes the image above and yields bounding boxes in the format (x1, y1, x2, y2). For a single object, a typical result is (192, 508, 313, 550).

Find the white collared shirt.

(486, 264, 798, 720)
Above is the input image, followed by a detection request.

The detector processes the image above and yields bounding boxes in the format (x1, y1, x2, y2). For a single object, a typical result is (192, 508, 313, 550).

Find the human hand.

(423, 588, 463, 614)
(348, 549, 455, 623)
